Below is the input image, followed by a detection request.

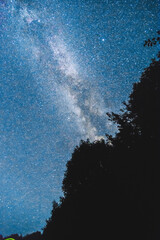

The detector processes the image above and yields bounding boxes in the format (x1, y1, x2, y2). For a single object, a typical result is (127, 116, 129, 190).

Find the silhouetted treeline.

(3, 232, 42, 240)
(43, 36, 160, 240)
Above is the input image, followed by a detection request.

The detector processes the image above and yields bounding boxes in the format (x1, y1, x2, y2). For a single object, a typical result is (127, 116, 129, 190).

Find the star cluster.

(0, 0, 159, 236)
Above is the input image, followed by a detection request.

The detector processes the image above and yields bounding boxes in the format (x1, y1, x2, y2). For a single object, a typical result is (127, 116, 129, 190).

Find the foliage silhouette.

(144, 30, 160, 47)
(106, 53, 160, 240)
(42, 34, 160, 240)
(43, 139, 116, 239)
(62, 139, 111, 197)
(3, 232, 42, 240)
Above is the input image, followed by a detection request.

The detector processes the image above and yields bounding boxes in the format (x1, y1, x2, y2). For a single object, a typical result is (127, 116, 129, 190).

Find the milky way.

(0, 0, 159, 236)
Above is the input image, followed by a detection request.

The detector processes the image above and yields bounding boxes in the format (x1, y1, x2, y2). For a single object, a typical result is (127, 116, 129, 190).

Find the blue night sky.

(0, 0, 159, 236)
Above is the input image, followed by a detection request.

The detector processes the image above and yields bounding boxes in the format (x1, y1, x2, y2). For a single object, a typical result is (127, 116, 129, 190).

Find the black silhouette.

(144, 30, 160, 47)
(3, 232, 42, 240)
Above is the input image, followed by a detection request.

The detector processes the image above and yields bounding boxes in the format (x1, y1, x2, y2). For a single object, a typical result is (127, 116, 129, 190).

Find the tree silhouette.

(3, 232, 42, 240)
(43, 139, 116, 240)
(144, 30, 160, 47)
(106, 48, 160, 239)
(62, 139, 111, 197)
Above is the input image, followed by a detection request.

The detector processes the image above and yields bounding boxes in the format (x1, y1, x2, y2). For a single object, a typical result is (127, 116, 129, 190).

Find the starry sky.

(0, 0, 159, 236)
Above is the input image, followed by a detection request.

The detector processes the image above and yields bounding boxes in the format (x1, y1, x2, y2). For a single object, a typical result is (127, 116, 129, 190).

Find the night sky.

(0, 0, 159, 236)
